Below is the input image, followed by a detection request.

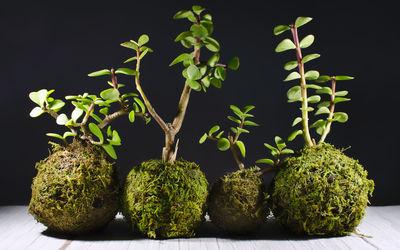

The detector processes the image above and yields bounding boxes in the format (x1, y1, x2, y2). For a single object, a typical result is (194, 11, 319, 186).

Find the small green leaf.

(29, 107, 44, 117)
(108, 130, 121, 146)
(284, 61, 298, 71)
(315, 75, 332, 83)
(287, 86, 301, 100)
(169, 53, 192, 66)
(56, 114, 69, 125)
(318, 101, 331, 108)
(216, 131, 224, 138)
(199, 133, 208, 144)
(264, 143, 276, 151)
(204, 37, 220, 52)
(237, 127, 250, 134)
(100, 89, 120, 101)
(124, 56, 137, 63)
(275, 39, 296, 52)
(46, 133, 64, 140)
(315, 106, 330, 115)
(288, 130, 303, 141)
(192, 5, 205, 15)
(256, 159, 274, 165)
(214, 66, 226, 81)
(63, 131, 76, 138)
(228, 116, 241, 124)
(129, 110, 135, 123)
(333, 112, 348, 123)
(305, 70, 319, 80)
(292, 117, 302, 127)
(284, 72, 301, 82)
(203, 14, 212, 21)
(89, 123, 103, 143)
(99, 107, 109, 116)
(307, 95, 321, 103)
(230, 105, 243, 117)
(302, 53, 320, 64)
(107, 126, 112, 137)
(209, 125, 220, 136)
(228, 57, 240, 70)
(187, 79, 201, 91)
(243, 105, 255, 113)
(273, 25, 290, 35)
(175, 31, 193, 42)
(244, 120, 259, 126)
(201, 75, 211, 88)
(173, 10, 194, 19)
(334, 97, 351, 104)
(210, 77, 221, 88)
(335, 91, 349, 97)
(230, 127, 238, 134)
(115, 68, 137, 76)
(134, 97, 146, 113)
(299, 35, 315, 49)
(120, 41, 138, 50)
(48, 100, 65, 111)
(306, 84, 322, 90)
(316, 87, 332, 95)
(71, 108, 84, 122)
(88, 69, 111, 77)
(207, 53, 220, 67)
(281, 148, 294, 154)
(29, 89, 48, 107)
(190, 24, 208, 38)
(275, 136, 286, 150)
(187, 65, 202, 80)
(121, 93, 138, 99)
(295, 17, 313, 28)
(335, 76, 354, 81)
(217, 138, 230, 151)
(138, 34, 149, 46)
(236, 141, 246, 158)
(310, 119, 326, 128)
(102, 144, 117, 159)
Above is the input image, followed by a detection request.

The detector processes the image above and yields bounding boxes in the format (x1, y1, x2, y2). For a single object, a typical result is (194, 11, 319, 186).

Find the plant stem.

(319, 77, 336, 143)
(228, 135, 245, 170)
(291, 25, 314, 147)
(98, 110, 147, 130)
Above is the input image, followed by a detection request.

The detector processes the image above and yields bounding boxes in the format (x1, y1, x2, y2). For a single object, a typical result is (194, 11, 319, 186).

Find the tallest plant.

(269, 17, 374, 236)
(121, 5, 239, 238)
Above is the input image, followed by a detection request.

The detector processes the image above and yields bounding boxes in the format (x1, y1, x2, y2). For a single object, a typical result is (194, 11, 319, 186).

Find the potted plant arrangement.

(199, 105, 273, 234)
(120, 5, 240, 238)
(28, 68, 148, 234)
(263, 16, 374, 236)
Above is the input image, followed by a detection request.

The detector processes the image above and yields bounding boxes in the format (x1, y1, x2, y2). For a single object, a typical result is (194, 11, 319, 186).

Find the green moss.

(271, 143, 374, 236)
(121, 159, 208, 239)
(29, 139, 119, 234)
(208, 168, 268, 234)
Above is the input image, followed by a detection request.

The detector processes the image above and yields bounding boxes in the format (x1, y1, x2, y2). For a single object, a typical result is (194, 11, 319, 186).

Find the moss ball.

(208, 168, 268, 234)
(29, 140, 119, 234)
(121, 159, 208, 239)
(271, 143, 374, 236)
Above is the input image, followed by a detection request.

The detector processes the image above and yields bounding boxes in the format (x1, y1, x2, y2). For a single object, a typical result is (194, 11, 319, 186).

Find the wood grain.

(0, 206, 398, 249)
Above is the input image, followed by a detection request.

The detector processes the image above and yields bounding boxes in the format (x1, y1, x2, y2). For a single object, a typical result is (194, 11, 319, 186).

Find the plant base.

(208, 168, 268, 234)
(271, 143, 374, 236)
(121, 159, 208, 239)
(29, 140, 119, 234)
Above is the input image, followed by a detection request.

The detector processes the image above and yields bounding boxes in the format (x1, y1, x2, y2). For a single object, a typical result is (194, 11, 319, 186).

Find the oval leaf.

(29, 107, 45, 117)
(228, 57, 240, 70)
(307, 95, 321, 103)
(284, 61, 298, 71)
(199, 133, 208, 144)
(292, 117, 302, 127)
(334, 112, 348, 123)
(56, 114, 68, 125)
(89, 123, 104, 143)
(288, 130, 303, 141)
(129, 110, 135, 123)
(299, 35, 315, 49)
(138, 34, 149, 46)
(256, 158, 274, 166)
(102, 144, 117, 159)
(302, 53, 320, 64)
(236, 141, 246, 158)
(284, 71, 301, 82)
(187, 79, 201, 91)
(209, 125, 220, 136)
(335, 76, 354, 81)
(88, 69, 110, 77)
(305, 70, 320, 80)
(275, 38, 296, 53)
(187, 65, 202, 80)
(101, 89, 120, 101)
(115, 68, 137, 76)
(217, 138, 230, 151)
(295, 17, 313, 28)
(287, 86, 301, 100)
(273, 25, 290, 35)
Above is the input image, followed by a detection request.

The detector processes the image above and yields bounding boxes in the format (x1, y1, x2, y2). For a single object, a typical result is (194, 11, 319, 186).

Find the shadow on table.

(42, 216, 339, 242)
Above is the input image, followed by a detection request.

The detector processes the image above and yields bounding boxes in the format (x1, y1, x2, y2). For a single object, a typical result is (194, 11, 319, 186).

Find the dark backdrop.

(1, 1, 399, 205)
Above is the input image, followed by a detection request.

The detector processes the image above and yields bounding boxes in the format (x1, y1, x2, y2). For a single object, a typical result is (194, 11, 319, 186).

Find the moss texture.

(271, 143, 374, 236)
(208, 168, 268, 234)
(121, 159, 208, 239)
(29, 139, 119, 234)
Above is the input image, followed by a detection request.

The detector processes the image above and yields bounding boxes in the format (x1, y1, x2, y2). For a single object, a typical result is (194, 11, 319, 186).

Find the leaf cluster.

(256, 136, 293, 167)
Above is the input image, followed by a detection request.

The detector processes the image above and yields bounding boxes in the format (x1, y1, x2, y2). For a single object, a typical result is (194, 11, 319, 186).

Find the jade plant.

(267, 16, 374, 236)
(28, 70, 147, 234)
(199, 105, 268, 234)
(120, 5, 239, 238)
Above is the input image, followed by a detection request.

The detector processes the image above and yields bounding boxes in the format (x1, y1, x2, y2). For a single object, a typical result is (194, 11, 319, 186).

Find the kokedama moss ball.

(121, 159, 208, 239)
(208, 168, 268, 234)
(271, 143, 374, 236)
(29, 140, 119, 234)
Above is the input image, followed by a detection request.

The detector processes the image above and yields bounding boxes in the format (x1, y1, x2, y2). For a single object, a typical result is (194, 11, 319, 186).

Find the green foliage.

(28, 140, 119, 234)
(208, 168, 268, 234)
(121, 159, 208, 238)
(271, 144, 374, 236)
(257, 136, 293, 167)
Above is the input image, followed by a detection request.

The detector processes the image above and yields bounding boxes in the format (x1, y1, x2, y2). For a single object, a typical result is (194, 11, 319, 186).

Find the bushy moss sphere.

(208, 168, 268, 234)
(29, 140, 119, 234)
(271, 143, 374, 236)
(121, 159, 208, 239)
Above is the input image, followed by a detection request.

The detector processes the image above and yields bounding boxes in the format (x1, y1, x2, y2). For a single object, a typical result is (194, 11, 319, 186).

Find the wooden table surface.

(0, 206, 399, 249)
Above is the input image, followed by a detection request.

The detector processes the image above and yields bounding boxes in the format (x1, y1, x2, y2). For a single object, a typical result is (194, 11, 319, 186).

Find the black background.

(1, 1, 399, 205)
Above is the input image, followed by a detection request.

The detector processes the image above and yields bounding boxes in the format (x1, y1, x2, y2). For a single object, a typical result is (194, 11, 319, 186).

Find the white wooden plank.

(0, 206, 399, 249)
